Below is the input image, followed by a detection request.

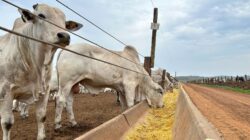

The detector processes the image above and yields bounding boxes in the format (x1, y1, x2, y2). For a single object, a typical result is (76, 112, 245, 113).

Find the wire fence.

(1, 0, 145, 67)
(0, 0, 165, 78)
(0, 26, 149, 76)
(56, 0, 146, 58)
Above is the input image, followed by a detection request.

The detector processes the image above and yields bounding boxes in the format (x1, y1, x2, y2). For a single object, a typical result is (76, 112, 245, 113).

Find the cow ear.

(18, 9, 35, 22)
(65, 21, 83, 31)
(33, 3, 38, 10)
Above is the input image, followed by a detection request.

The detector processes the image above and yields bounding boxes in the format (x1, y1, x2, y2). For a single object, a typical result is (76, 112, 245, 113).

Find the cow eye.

(38, 13, 46, 19)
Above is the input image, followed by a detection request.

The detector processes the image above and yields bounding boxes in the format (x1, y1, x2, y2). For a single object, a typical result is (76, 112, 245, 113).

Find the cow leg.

(20, 103, 26, 119)
(1, 94, 14, 140)
(124, 84, 136, 108)
(55, 85, 71, 130)
(1, 110, 14, 140)
(116, 92, 120, 105)
(12, 100, 18, 112)
(119, 94, 127, 110)
(24, 105, 29, 118)
(35, 93, 49, 140)
(55, 95, 63, 130)
(65, 92, 77, 127)
(20, 104, 29, 119)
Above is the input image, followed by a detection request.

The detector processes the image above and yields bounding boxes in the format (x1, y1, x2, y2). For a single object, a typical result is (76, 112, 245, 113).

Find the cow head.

(142, 77, 164, 108)
(18, 4, 82, 46)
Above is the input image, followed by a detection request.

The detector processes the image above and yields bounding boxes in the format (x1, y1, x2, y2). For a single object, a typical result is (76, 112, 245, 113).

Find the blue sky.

(0, 0, 250, 76)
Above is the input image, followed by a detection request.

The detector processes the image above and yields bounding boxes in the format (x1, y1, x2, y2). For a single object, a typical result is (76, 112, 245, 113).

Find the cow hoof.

(54, 127, 63, 133)
(70, 121, 78, 127)
(54, 124, 62, 132)
(116, 101, 120, 105)
(37, 135, 46, 140)
(21, 115, 28, 119)
(71, 123, 79, 128)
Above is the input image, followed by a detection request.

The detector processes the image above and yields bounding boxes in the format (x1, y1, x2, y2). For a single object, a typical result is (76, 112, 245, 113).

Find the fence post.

(150, 8, 159, 68)
(144, 57, 151, 75)
(245, 75, 248, 81)
(166, 72, 172, 82)
(161, 69, 166, 88)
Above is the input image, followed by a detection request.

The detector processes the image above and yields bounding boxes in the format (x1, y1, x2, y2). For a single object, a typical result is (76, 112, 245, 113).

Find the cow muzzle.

(56, 32, 70, 46)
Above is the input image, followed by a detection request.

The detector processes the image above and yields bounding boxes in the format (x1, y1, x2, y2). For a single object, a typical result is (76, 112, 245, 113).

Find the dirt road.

(183, 84, 250, 140)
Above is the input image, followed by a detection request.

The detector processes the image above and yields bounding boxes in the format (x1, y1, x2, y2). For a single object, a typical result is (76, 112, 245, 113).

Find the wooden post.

(144, 57, 151, 75)
(245, 75, 247, 81)
(150, 8, 159, 68)
(166, 72, 172, 82)
(161, 69, 166, 88)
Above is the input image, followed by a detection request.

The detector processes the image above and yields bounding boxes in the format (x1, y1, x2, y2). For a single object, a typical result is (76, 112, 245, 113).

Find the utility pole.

(161, 69, 166, 88)
(144, 57, 151, 75)
(150, 7, 159, 68)
(144, 7, 159, 75)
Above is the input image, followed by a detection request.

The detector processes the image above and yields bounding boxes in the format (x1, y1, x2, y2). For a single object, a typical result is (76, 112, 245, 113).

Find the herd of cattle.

(0, 4, 178, 140)
(190, 75, 249, 84)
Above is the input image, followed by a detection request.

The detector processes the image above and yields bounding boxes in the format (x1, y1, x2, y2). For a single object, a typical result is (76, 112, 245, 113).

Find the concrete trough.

(75, 85, 222, 140)
(173, 85, 222, 140)
(75, 100, 149, 140)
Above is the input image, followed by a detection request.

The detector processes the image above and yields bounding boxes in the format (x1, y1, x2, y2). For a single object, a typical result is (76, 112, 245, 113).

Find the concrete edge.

(122, 100, 149, 126)
(173, 85, 222, 140)
(75, 100, 149, 140)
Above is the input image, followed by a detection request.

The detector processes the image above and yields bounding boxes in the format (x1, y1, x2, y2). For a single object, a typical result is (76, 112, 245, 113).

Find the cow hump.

(123, 45, 139, 60)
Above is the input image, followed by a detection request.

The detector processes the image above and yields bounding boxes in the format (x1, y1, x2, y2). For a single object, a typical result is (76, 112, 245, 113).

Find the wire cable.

(150, 0, 155, 8)
(56, 0, 126, 46)
(0, 26, 148, 76)
(1, 0, 144, 66)
(56, 0, 145, 58)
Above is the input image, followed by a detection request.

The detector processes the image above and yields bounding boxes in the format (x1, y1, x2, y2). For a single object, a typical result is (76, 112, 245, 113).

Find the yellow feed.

(125, 89, 179, 140)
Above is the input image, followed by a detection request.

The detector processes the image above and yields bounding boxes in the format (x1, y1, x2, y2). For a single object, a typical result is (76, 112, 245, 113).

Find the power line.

(56, 0, 126, 46)
(0, 25, 149, 77)
(150, 0, 155, 8)
(56, 0, 145, 58)
(1, 0, 166, 75)
(1, 0, 143, 67)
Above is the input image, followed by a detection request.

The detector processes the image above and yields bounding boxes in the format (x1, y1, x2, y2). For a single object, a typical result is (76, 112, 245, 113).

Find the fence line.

(1, 0, 144, 67)
(56, 0, 146, 58)
(0, 26, 149, 76)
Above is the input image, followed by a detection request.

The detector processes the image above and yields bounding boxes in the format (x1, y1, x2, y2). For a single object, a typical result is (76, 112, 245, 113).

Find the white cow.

(12, 99, 30, 119)
(54, 44, 164, 130)
(0, 4, 82, 140)
(50, 70, 89, 97)
(151, 69, 173, 92)
(170, 76, 179, 88)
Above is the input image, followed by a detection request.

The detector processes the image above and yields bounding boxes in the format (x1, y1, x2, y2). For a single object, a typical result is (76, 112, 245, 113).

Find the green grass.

(202, 84, 250, 95)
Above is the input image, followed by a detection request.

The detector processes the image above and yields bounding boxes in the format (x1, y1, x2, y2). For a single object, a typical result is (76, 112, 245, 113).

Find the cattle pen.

(0, 0, 169, 139)
(1, 0, 249, 140)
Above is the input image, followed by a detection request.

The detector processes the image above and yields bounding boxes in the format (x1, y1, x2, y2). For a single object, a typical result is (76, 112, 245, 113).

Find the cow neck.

(20, 23, 49, 97)
(0, 24, 44, 98)
(8, 23, 45, 85)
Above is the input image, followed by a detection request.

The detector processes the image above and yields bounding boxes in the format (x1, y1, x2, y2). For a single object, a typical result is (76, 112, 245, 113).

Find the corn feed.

(126, 89, 179, 140)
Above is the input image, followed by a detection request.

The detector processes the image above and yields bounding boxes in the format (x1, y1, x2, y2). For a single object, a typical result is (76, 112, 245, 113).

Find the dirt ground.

(0, 93, 122, 140)
(183, 84, 250, 140)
